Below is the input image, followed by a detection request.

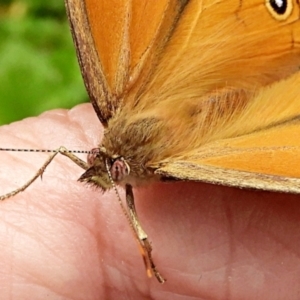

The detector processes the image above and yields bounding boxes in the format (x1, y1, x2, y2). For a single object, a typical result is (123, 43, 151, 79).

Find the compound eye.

(110, 159, 130, 182)
(87, 148, 101, 166)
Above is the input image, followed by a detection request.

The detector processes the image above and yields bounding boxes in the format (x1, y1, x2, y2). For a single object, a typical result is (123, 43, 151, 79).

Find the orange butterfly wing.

(138, 0, 300, 111)
(156, 71, 300, 192)
(66, 0, 300, 119)
(66, 0, 300, 191)
(65, 0, 189, 125)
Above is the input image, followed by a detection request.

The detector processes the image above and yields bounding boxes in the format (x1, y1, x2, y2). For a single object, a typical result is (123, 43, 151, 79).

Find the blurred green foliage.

(0, 0, 87, 125)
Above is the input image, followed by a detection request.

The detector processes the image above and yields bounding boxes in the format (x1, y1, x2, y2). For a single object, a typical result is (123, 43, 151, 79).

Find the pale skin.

(0, 103, 300, 300)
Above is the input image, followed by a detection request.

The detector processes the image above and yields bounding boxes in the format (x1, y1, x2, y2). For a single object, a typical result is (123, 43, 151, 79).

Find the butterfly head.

(78, 147, 130, 191)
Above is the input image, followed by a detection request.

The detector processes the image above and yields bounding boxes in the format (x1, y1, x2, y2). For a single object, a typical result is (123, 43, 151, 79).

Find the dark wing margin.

(156, 162, 300, 193)
(65, 0, 113, 127)
(65, 0, 191, 126)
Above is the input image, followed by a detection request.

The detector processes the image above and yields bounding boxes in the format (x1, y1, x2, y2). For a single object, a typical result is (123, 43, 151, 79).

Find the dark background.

(0, 0, 87, 125)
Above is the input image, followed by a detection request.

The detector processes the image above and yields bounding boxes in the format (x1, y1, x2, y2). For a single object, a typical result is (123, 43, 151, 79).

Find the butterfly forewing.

(65, 0, 190, 125)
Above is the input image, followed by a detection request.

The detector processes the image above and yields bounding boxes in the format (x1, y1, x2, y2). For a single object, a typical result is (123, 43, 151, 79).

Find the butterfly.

(63, 0, 300, 282)
(1, 0, 299, 284)
(65, 0, 300, 196)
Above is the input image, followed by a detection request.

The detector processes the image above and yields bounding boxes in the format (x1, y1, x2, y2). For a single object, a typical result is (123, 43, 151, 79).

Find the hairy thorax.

(81, 90, 250, 189)
(102, 111, 167, 185)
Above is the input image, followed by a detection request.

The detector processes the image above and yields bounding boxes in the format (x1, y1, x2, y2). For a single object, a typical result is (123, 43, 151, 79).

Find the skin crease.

(0, 103, 300, 300)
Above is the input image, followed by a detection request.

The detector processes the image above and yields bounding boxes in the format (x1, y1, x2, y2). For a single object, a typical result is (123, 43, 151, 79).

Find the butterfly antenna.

(0, 148, 90, 154)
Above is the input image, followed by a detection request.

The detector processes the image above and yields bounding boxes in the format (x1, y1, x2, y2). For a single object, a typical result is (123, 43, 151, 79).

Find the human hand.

(0, 104, 299, 300)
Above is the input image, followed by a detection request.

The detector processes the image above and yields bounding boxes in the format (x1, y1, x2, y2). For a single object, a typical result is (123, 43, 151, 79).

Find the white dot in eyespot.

(274, 0, 284, 8)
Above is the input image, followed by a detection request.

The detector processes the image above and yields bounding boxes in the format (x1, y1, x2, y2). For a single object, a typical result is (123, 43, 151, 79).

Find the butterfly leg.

(0, 146, 88, 201)
(125, 184, 166, 283)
